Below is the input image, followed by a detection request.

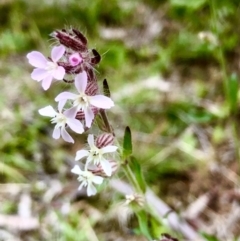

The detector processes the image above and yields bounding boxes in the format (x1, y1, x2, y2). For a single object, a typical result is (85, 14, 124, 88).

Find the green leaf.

(103, 79, 111, 97)
(123, 126, 132, 158)
(129, 156, 146, 193)
(170, 0, 206, 9)
(227, 73, 239, 114)
(136, 210, 152, 240)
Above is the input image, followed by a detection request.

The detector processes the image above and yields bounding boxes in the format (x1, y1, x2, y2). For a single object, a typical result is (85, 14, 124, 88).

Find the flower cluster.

(27, 28, 118, 196)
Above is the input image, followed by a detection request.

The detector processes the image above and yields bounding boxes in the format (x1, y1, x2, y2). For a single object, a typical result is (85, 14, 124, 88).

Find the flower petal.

(58, 100, 67, 113)
(92, 176, 104, 184)
(101, 160, 112, 176)
(55, 92, 77, 102)
(51, 45, 65, 62)
(84, 107, 94, 128)
(63, 107, 78, 118)
(61, 127, 74, 143)
(87, 183, 97, 196)
(38, 105, 57, 117)
(71, 165, 82, 175)
(89, 95, 114, 109)
(31, 68, 49, 81)
(75, 150, 89, 161)
(52, 127, 61, 139)
(52, 66, 65, 80)
(101, 145, 118, 154)
(75, 71, 87, 93)
(27, 51, 47, 68)
(42, 75, 53, 90)
(67, 118, 84, 134)
(87, 134, 95, 148)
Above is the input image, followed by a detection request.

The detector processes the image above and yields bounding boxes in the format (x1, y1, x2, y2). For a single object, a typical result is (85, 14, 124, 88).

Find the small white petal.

(67, 119, 84, 134)
(75, 71, 88, 93)
(52, 127, 61, 139)
(42, 75, 53, 90)
(55, 92, 77, 102)
(51, 45, 65, 62)
(87, 183, 97, 196)
(84, 107, 94, 128)
(87, 134, 95, 148)
(39, 106, 57, 117)
(58, 100, 67, 113)
(92, 175, 104, 184)
(52, 66, 65, 80)
(75, 150, 89, 161)
(31, 68, 49, 81)
(101, 160, 112, 176)
(89, 95, 114, 109)
(27, 51, 47, 68)
(61, 127, 74, 143)
(71, 165, 82, 175)
(101, 145, 118, 154)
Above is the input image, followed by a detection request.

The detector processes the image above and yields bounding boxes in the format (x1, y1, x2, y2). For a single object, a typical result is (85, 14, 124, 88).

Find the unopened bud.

(96, 133, 114, 148)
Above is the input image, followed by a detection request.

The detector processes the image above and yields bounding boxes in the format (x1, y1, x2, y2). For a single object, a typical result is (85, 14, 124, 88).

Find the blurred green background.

(1, 0, 240, 240)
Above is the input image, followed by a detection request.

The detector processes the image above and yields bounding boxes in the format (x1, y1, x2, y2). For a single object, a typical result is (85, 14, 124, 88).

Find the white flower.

(27, 45, 65, 90)
(71, 165, 103, 196)
(38, 101, 84, 143)
(55, 71, 114, 128)
(75, 134, 118, 176)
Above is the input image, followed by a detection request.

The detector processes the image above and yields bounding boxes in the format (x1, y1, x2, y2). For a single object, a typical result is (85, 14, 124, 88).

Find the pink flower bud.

(69, 53, 83, 66)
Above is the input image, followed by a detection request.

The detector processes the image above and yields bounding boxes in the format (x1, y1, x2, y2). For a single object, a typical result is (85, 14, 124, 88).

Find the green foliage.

(123, 126, 133, 159)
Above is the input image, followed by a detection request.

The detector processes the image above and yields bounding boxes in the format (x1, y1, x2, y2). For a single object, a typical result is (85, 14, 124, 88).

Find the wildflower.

(71, 165, 103, 196)
(38, 101, 84, 143)
(75, 134, 118, 176)
(27, 45, 66, 90)
(55, 71, 114, 127)
(69, 53, 83, 66)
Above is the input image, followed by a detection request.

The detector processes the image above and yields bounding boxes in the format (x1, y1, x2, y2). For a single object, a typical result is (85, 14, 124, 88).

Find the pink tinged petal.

(71, 165, 83, 175)
(67, 119, 84, 134)
(89, 95, 114, 109)
(38, 105, 57, 117)
(42, 75, 53, 90)
(101, 145, 118, 154)
(52, 127, 61, 139)
(92, 176, 104, 184)
(52, 66, 65, 80)
(87, 134, 95, 148)
(75, 150, 89, 161)
(61, 127, 74, 143)
(87, 183, 97, 196)
(84, 107, 94, 128)
(63, 106, 78, 118)
(27, 51, 47, 68)
(55, 92, 78, 102)
(31, 68, 49, 81)
(51, 45, 65, 62)
(74, 71, 88, 93)
(58, 100, 67, 113)
(101, 160, 112, 176)
(69, 53, 82, 66)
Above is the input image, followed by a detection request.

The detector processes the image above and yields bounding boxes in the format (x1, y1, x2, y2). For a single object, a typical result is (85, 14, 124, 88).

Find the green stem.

(210, 0, 240, 170)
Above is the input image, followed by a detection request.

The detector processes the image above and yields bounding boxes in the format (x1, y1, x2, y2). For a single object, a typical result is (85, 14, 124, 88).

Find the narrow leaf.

(129, 156, 146, 193)
(136, 211, 152, 240)
(123, 126, 132, 158)
(103, 79, 111, 97)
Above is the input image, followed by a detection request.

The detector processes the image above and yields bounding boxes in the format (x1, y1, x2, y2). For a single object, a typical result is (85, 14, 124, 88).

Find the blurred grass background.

(1, 0, 240, 240)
